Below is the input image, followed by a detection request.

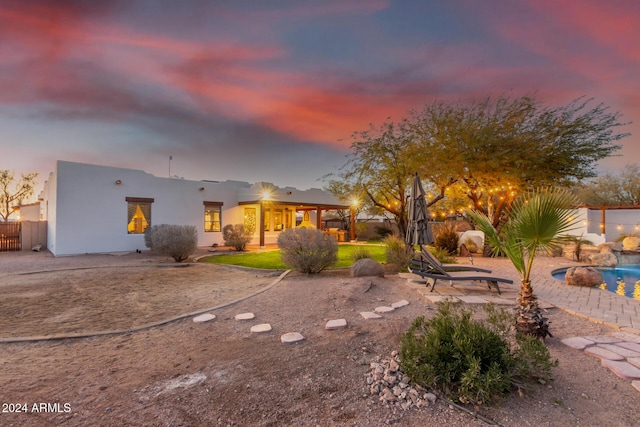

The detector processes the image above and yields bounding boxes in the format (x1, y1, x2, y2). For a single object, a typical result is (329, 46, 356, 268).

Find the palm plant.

(467, 187, 580, 338)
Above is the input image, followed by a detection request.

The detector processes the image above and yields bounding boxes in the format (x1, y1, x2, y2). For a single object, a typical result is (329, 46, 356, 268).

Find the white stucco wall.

(43, 160, 348, 256)
(45, 161, 247, 256)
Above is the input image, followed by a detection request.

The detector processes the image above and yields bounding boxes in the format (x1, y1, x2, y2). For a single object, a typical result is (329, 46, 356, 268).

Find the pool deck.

(452, 255, 640, 334)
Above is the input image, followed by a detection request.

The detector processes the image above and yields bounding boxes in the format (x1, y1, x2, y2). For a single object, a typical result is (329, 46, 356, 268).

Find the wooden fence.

(0, 221, 47, 252)
(0, 222, 21, 252)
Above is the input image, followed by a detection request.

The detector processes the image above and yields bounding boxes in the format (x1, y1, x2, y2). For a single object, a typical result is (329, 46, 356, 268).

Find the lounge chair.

(408, 255, 513, 295)
(417, 245, 492, 273)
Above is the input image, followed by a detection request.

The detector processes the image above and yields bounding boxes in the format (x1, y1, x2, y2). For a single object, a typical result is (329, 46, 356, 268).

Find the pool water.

(552, 265, 640, 300)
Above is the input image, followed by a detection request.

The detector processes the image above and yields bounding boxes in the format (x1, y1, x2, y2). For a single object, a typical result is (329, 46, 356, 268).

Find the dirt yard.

(1, 250, 639, 426)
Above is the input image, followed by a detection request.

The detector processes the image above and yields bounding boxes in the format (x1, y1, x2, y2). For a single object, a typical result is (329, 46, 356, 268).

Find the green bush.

(428, 246, 456, 264)
(400, 303, 512, 404)
(222, 224, 255, 251)
(144, 224, 198, 262)
(384, 235, 412, 270)
(350, 246, 373, 262)
(375, 226, 393, 239)
(433, 221, 460, 255)
(277, 227, 338, 273)
(400, 303, 558, 405)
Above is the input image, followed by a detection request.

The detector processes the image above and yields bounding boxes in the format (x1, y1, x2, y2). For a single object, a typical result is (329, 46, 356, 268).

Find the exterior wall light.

(115, 180, 122, 185)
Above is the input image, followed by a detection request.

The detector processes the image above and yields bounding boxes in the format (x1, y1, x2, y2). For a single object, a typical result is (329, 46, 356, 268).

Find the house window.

(126, 197, 154, 234)
(274, 209, 283, 231)
(204, 201, 223, 232)
(244, 208, 256, 232)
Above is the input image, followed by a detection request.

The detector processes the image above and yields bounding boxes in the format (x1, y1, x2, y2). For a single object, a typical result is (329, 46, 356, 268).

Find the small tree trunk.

(516, 280, 550, 338)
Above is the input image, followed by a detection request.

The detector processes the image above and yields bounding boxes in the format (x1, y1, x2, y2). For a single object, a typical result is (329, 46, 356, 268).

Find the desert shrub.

(428, 246, 456, 264)
(144, 224, 197, 262)
(355, 222, 369, 240)
(375, 226, 393, 239)
(384, 235, 412, 270)
(277, 227, 337, 273)
(464, 238, 479, 253)
(222, 224, 255, 251)
(401, 303, 558, 405)
(350, 246, 373, 262)
(400, 303, 513, 405)
(433, 221, 459, 255)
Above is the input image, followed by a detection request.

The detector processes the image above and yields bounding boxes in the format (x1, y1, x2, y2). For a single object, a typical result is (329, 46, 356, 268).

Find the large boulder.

(588, 251, 618, 267)
(350, 258, 385, 278)
(623, 236, 639, 251)
(458, 230, 484, 252)
(565, 267, 603, 287)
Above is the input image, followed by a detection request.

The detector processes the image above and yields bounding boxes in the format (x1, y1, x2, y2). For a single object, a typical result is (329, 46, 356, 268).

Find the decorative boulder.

(565, 267, 603, 287)
(622, 236, 639, 251)
(458, 230, 484, 252)
(588, 251, 618, 267)
(350, 258, 385, 278)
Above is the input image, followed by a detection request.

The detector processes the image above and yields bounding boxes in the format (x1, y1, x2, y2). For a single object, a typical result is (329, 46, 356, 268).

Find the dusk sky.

(1, 0, 639, 195)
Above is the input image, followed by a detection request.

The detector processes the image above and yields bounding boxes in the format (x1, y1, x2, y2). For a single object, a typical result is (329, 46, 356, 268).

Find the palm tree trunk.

(516, 280, 550, 338)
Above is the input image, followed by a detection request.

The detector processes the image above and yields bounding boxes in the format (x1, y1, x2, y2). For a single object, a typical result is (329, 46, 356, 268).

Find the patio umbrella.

(405, 172, 434, 247)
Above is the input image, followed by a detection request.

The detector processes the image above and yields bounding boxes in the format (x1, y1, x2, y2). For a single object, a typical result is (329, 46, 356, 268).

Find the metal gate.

(0, 222, 21, 252)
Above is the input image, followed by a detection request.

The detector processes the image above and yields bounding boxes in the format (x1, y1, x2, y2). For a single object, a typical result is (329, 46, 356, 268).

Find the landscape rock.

(350, 258, 385, 278)
(623, 236, 639, 251)
(589, 251, 618, 267)
(366, 351, 437, 410)
(565, 267, 603, 287)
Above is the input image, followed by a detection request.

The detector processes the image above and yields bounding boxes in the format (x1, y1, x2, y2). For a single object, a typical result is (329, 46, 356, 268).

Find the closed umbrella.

(405, 173, 434, 247)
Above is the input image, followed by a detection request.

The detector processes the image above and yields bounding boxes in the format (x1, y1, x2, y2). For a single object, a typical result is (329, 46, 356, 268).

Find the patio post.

(350, 206, 356, 242)
(259, 201, 265, 248)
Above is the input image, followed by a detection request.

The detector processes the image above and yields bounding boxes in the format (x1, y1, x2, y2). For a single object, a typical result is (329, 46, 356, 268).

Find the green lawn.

(199, 244, 386, 269)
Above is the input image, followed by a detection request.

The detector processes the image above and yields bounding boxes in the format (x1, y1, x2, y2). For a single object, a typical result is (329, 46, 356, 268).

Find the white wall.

(46, 161, 247, 256)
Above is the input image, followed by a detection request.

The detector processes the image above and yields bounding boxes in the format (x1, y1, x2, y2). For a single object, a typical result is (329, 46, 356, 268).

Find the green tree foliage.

(467, 187, 580, 337)
(326, 95, 627, 235)
(573, 164, 640, 206)
(0, 170, 38, 222)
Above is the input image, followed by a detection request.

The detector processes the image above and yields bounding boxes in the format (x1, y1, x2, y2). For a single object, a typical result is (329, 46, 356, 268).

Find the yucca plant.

(467, 187, 580, 338)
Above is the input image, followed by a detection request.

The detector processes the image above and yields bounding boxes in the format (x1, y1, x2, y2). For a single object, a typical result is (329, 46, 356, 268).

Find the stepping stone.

(584, 335, 621, 344)
(281, 332, 305, 343)
(628, 357, 640, 369)
(601, 359, 640, 380)
(457, 296, 489, 304)
(375, 306, 394, 313)
(391, 300, 410, 309)
(613, 332, 640, 344)
(423, 295, 459, 304)
(537, 300, 555, 310)
(585, 346, 625, 361)
(633, 380, 640, 393)
(325, 319, 347, 330)
(193, 313, 216, 323)
(360, 311, 382, 320)
(617, 342, 640, 353)
(600, 343, 640, 358)
(250, 323, 272, 333)
(235, 312, 255, 321)
(482, 296, 515, 306)
(561, 337, 595, 350)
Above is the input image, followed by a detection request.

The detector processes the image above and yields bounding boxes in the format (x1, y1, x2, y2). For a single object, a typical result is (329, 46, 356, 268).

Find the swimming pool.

(552, 265, 640, 300)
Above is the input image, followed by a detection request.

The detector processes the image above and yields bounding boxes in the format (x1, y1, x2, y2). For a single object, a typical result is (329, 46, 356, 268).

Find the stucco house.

(40, 160, 352, 256)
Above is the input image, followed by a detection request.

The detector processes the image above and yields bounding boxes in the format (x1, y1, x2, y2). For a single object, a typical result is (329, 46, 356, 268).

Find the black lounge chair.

(417, 245, 492, 273)
(408, 253, 513, 295)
